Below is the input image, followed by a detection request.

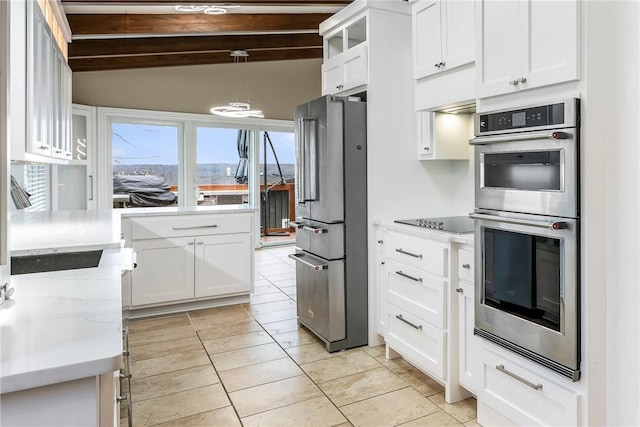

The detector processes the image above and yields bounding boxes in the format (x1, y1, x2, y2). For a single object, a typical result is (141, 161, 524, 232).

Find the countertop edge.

(374, 220, 475, 245)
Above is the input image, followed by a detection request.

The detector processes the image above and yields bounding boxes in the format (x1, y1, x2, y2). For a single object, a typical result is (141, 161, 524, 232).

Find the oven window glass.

(483, 228, 561, 331)
(483, 150, 562, 191)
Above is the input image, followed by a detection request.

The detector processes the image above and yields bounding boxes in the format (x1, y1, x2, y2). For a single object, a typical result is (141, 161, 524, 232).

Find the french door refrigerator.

(289, 95, 368, 352)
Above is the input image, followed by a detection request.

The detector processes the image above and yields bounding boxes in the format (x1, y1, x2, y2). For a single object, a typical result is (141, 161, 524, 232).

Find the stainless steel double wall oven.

(470, 99, 581, 381)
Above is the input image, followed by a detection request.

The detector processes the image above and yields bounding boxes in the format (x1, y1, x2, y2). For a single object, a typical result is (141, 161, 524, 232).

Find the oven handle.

(469, 212, 567, 230)
(288, 253, 328, 271)
(469, 130, 570, 145)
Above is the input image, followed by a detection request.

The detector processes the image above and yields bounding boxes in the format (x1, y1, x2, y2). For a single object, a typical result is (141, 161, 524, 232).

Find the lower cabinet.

(478, 346, 581, 426)
(124, 212, 255, 310)
(457, 280, 479, 393)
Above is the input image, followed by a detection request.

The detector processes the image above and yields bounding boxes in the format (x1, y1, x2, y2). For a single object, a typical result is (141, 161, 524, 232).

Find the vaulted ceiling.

(62, 0, 351, 72)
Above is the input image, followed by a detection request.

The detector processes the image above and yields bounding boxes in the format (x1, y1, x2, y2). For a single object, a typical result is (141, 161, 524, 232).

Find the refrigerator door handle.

(288, 253, 328, 271)
(296, 118, 318, 203)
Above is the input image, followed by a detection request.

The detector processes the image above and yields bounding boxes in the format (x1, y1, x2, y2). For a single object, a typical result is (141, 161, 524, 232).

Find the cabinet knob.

(197, 241, 204, 245)
(187, 241, 194, 245)
(456, 288, 463, 293)
(509, 80, 518, 86)
(518, 77, 527, 84)
(439, 62, 445, 67)
(462, 263, 471, 269)
(381, 261, 385, 265)
(377, 239, 383, 244)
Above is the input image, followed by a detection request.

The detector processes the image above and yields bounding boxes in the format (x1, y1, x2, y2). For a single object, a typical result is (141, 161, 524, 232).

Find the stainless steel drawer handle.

(469, 212, 567, 231)
(496, 364, 543, 391)
(288, 253, 328, 271)
(395, 270, 422, 283)
(462, 263, 471, 269)
(289, 221, 304, 229)
(395, 248, 422, 259)
(395, 314, 422, 330)
(172, 225, 218, 230)
(303, 225, 327, 234)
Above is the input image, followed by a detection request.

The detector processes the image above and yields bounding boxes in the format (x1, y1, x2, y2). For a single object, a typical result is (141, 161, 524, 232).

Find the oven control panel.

(478, 102, 568, 133)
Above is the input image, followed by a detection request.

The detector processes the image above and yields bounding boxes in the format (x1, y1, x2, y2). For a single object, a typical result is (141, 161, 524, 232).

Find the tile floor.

(128, 245, 479, 427)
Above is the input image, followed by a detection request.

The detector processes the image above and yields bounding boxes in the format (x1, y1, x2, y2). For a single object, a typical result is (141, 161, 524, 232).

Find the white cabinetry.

(377, 224, 471, 403)
(412, 0, 475, 80)
(417, 111, 473, 160)
(455, 246, 480, 394)
(478, 345, 581, 426)
(124, 212, 254, 310)
(475, 0, 580, 98)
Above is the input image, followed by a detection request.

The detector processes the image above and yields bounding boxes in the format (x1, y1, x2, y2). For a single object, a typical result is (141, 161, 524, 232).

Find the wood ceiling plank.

(68, 13, 333, 36)
(69, 47, 322, 71)
(69, 33, 322, 57)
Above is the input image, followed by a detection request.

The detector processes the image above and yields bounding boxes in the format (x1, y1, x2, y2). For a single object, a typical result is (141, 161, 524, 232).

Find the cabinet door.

(375, 230, 386, 336)
(194, 233, 251, 298)
(520, 0, 579, 90)
(457, 281, 479, 393)
(412, 0, 442, 80)
(441, 0, 475, 72)
(132, 237, 195, 306)
(341, 43, 368, 92)
(417, 111, 434, 159)
(321, 55, 343, 95)
(475, 0, 520, 98)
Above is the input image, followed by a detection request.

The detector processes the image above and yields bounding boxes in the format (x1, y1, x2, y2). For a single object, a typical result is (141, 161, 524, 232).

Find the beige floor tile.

(398, 410, 463, 426)
(464, 419, 482, 427)
(301, 350, 382, 384)
(284, 341, 343, 365)
(400, 367, 445, 397)
(211, 342, 288, 371)
(278, 285, 297, 296)
(129, 325, 197, 347)
(130, 348, 211, 379)
(196, 319, 263, 341)
(375, 354, 416, 375)
(261, 318, 300, 335)
(272, 278, 296, 288)
(131, 364, 219, 402)
(272, 327, 320, 348)
(241, 396, 347, 427)
(132, 384, 230, 426)
(333, 423, 354, 427)
(248, 292, 291, 305)
(128, 314, 191, 333)
(256, 263, 295, 276)
(252, 284, 282, 295)
(229, 375, 322, 418)
(251, 307, 297, 324)
(187, 304, 248, 319)
(202, 330, 274, 355)
(262, 271, 296, 281)
(319, 367, 409, 407)
(362, 344, 386, 358)
(247, 298, 297, 314)
(190, 310, 254, 330)
(219, 357, 304, 392)
(153, 406, 241, 427)
(129, 336, 203, 362)
(340, 387, 440, 427)
(428, 394, 478, 424)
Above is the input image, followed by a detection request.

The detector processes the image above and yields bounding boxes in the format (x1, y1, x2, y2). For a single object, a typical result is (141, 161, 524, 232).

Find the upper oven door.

(471, 209, 579, 372)
(471, 128, 578, 218)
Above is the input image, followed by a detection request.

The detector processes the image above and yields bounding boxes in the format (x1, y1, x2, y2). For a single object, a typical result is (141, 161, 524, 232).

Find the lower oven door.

(470, 209, 579, 381)
(289, 250, 345, 346)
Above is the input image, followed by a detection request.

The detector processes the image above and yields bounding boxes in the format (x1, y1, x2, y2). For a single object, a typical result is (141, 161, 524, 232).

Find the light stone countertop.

(374, 220, 475, 246)
(0, 248, 134, 394)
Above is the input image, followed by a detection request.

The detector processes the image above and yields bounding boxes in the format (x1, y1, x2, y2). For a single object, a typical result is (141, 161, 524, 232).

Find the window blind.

(23, 164, 49, 211)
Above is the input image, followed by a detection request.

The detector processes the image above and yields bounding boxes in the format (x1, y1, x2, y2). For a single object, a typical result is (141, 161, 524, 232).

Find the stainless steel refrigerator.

(289, 95, 368, 352)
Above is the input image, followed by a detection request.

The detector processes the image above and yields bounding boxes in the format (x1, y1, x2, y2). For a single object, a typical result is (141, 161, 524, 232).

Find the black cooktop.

(394, 216, 474, 234)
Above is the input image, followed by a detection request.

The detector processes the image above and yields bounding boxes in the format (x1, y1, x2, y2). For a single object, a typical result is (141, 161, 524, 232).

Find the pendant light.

(210, 50, 264, 119)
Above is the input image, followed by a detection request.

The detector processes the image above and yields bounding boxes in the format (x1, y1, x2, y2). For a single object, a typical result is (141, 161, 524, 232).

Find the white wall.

(72, 59, 323, 121)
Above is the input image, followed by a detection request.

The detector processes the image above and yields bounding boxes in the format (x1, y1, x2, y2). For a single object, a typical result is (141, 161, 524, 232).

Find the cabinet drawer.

(480, 347, 580, 426)
(385, 231, 447, 277)
(131, 214, 252, 240)
(458, 248, 474, 283)
(385, 260, 446, 329)
(385, 304, 445, 381)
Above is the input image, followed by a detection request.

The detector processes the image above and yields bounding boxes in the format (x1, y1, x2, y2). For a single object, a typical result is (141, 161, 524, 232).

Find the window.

(23, 164, 50, 211)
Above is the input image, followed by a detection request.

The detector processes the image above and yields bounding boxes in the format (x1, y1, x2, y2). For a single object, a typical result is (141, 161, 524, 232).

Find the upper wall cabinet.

(475, 0, 580, 99)
(321, 15, 368, 95)
(413, 0, 475, 81)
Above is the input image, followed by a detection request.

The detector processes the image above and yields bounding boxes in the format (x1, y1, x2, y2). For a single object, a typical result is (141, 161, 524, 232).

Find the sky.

(112, 123, 295, 166)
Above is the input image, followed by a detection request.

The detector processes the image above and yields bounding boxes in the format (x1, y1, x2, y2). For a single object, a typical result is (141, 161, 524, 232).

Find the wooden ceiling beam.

(68, 13, 332, 36)
(69, 33, 322, 57)
(69, 46, 322, 71)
